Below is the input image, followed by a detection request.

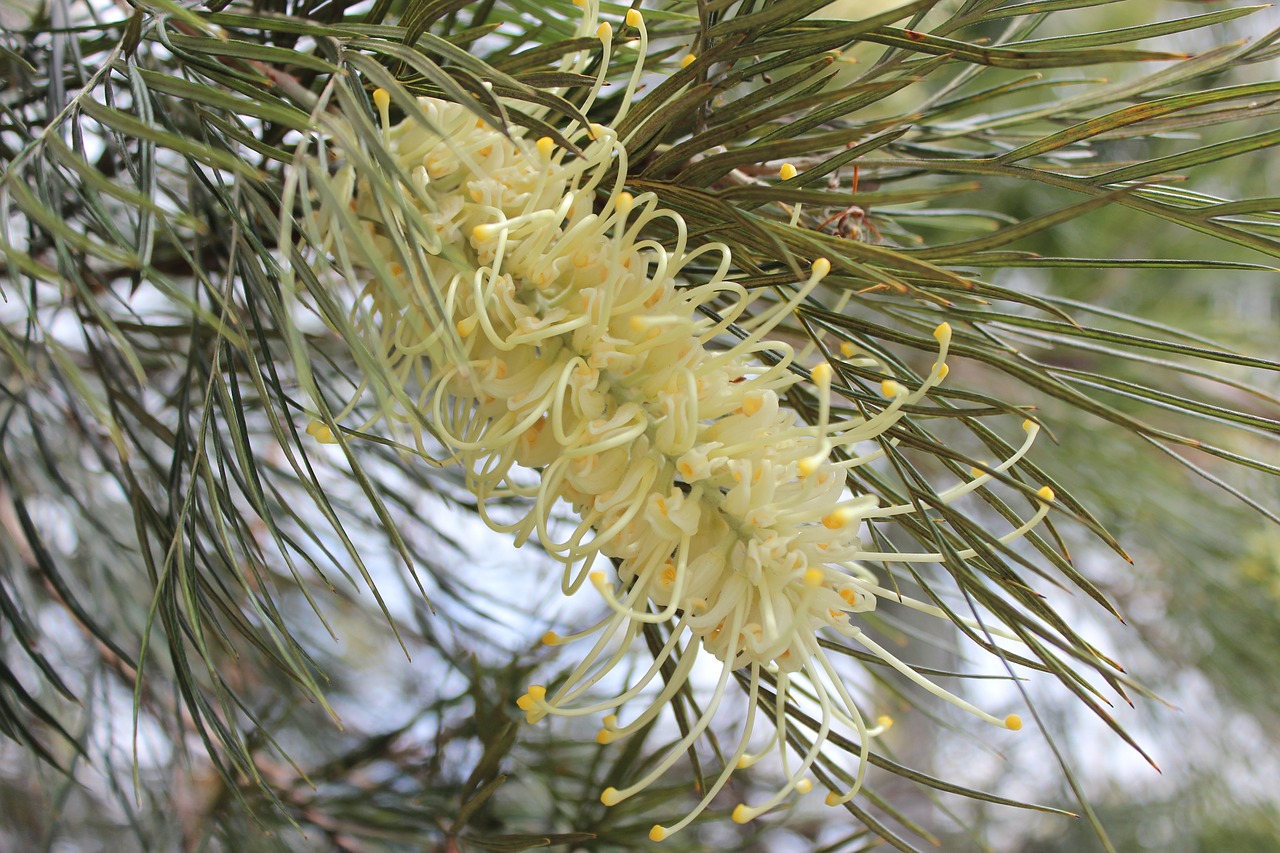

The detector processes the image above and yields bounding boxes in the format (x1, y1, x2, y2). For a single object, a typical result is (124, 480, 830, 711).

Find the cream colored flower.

(293, 3, 1055, 839)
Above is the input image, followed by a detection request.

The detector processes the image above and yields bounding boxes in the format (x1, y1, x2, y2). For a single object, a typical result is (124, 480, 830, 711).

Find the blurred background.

(2, 0, 1278, 850)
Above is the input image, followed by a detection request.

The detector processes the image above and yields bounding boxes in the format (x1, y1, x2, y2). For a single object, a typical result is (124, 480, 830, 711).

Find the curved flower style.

(296, 4, 1055, 840)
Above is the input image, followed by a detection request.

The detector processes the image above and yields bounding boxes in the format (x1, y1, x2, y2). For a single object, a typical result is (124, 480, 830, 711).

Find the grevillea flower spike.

(291, 1, 1057, 839)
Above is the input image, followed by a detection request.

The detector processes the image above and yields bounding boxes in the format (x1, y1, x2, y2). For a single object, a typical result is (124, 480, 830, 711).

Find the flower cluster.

(300, 3, 1055, 840)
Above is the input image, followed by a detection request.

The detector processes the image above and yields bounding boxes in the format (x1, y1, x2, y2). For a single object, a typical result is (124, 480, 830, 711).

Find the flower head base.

(295, 1, 1055, 838)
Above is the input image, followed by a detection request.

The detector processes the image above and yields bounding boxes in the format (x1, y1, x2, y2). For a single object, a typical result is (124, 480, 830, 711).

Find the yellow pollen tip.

(732, 804, 754, 824)
(934, 321, 952, 344)
(1036, 486, 1056, 502)
(516, 685, 546, 711)
(839, 341, 856, 357)
(822, 509, 852, 529)
(602, 714, 617, 727)
(595, 729, 614, 744)
(541, 631, 562, 646)
(649, 826, 667, 843)
(1023, 418, 1037, 431)
(779, 163, 797, 180)
(881, 379, 903, 398)
(796, 779, 813, 794)
(742, 394, 763, 416)
(798, 455, 822, 477)
(600, 787, 622, 807)
(590, 571, 607, 587)
(472, 223, 497, 241)
(811, 362, 832, 386)
(804, 568, 824, 587)
(616, 191, 634, 214)
(305, 420, 337, 444)
(936, 362, 950, 380)
(536, 136, 554, 159)
(596, 22, 612, 39)
(372, 88, 390, 112)
(1005, 714, 1023, 731)
(679, 53, 697, 68)
(812, 257, 832, 278)
(877, 715, 894, 730)
(456, 316, 477, 338)
(626, 8, 642, 27)
(824, 792, 842, 807)
(970, 465, 986, 478)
